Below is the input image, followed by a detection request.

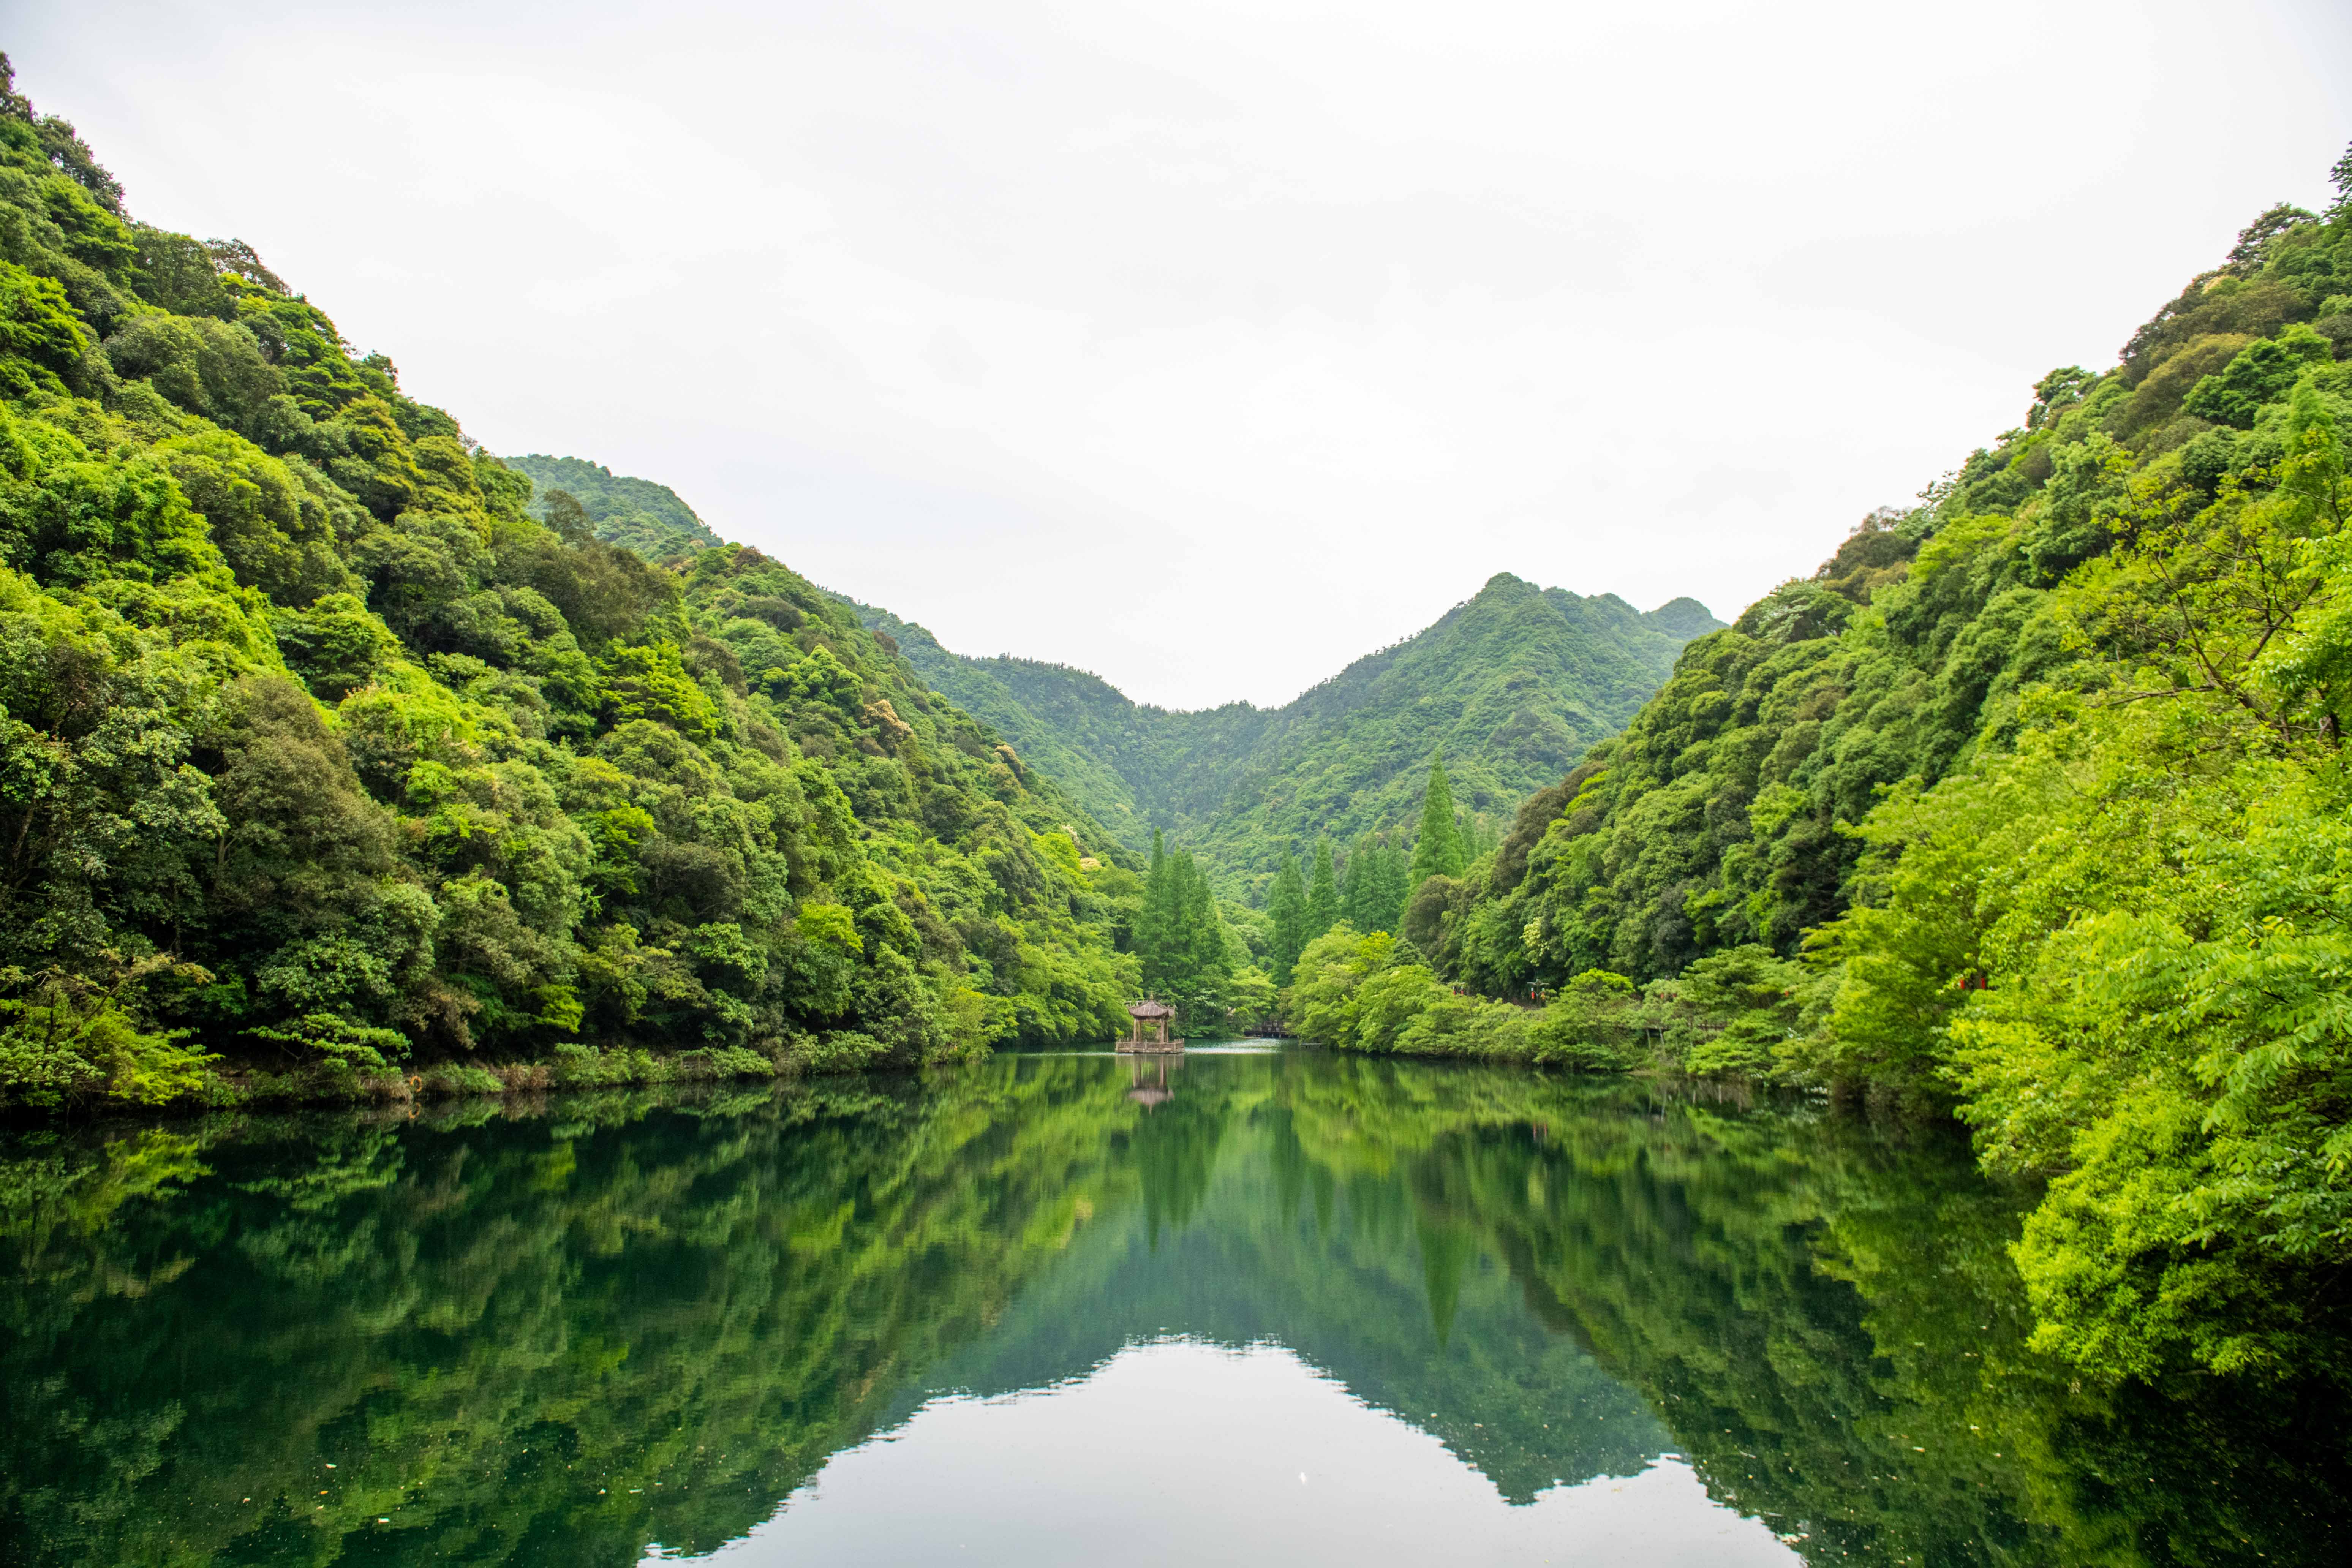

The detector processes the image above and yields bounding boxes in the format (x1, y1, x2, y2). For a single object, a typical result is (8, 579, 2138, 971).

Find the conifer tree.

(1135, 836, 1237, 1033)
(1458, 809, 1495, 861)
(1182, 854, 1233, 1000)
(1305, 837, 1339, 939)
(1409, 755, 1466, 886)
(1342, 830, 1410, 934)
(1376, 837, 1412, 930)
(1267, 853, 1307, 986)
(1137, 830, 1181, 996)
(1339, 834, 1372, 931)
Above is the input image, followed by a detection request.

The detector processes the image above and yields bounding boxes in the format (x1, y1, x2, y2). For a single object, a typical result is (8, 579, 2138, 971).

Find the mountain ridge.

(501, 453, 726, 560)
(0, 52, 1150, 1105)
(852, 573, 1720, 886)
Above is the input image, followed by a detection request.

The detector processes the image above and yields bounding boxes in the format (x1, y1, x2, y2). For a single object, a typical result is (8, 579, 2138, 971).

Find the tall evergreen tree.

(1339, 834, 1372, 931)
(1267, 853, 1307, 986)
(1182, 854, 1233, 1002)
(1135, 837, 1236, 1034)
(1305, 837, 1340, 940)
(1458, 809, 1496, 861)
(1377, 838, 1413, 931)
(1409, 755, 1466, 885)
(1339, 831, 1407, 934)
(1137, 830, 1179, 996)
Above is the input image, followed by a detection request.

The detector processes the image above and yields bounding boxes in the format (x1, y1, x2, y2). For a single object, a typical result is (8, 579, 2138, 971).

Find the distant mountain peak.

(501, 453, 725, 561)
(852, 569, 1723, 880)
(1643, 597, 1722, 639)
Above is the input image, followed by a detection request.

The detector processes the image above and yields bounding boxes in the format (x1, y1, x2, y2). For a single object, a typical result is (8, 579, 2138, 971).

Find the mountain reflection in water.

(2, 1049, 2345, 1566)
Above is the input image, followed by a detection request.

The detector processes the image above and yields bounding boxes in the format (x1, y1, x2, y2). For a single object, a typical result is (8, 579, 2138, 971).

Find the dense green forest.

(11, 34, 2352, 1395)
(0, 55, 1164, 1113)
(499, 454, 725, 562)
(855, 576, 1717, 884)
(1285, 149, 2352, 1383)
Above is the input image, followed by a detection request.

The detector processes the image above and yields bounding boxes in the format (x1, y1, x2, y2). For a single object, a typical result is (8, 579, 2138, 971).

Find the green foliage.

(1265, 852, 1306, 985)
(2180, 324, 2333, 428)
(0, 962, 217, 1109)
(499, 454, 724, 561)
(1407, 752, 1466, 885)
(1323, 146, 2352, 1384)
(1284, 923, 1815, 1075)
(1133, 832, 1259, 1035)
(856, 577, 1717, 882)
(1338, 829, 1410, 935)
(0, 66, 1145, 1110)
(0, 260, 88, 396)
(1303, 834, 1338, 939)
(244, 1011, 411, 1072)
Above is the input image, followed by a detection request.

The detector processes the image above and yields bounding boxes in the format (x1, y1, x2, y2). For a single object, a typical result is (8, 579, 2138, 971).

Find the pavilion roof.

(1127, 1000, 1176, 1018)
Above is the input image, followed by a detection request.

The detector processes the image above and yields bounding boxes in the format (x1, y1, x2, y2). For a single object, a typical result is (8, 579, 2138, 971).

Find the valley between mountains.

(8, 45, 2352, 1387)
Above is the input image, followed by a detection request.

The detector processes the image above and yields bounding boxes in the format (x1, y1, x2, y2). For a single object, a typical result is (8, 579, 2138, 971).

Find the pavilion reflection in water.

(1126, 1051, 1182, 1109)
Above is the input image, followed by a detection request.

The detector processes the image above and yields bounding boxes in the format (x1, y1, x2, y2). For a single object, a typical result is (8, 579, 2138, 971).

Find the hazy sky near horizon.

(14, 1, 2352, 707)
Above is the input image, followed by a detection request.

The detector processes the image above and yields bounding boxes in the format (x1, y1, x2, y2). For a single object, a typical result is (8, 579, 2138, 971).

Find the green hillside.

(501, 452, 725, 560)
(0, 54, 1146, 1110)
(855, 575, 1719, 886)
(1283, 150, 2352, 1383)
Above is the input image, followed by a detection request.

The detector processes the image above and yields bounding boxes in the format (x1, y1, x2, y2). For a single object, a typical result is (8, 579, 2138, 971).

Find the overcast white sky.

(14, 2, 2352, 707)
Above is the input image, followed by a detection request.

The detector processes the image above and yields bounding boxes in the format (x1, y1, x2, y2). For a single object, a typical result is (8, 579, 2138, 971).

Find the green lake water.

(2, 1045, 2345, 1566)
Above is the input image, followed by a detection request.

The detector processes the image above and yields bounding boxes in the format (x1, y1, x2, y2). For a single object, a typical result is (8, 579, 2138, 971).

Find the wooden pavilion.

(1118, 999, 1182, 1053)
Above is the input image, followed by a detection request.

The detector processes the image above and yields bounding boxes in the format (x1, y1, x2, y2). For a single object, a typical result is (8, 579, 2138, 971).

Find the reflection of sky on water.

(676, 1340, 1796, 1568)
(670, 1048, 1791, 1565)
(17, 1048, 2339, 1566)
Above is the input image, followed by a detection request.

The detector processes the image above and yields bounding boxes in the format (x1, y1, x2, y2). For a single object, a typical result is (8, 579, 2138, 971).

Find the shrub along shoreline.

(1281, 924, 1826, 1084)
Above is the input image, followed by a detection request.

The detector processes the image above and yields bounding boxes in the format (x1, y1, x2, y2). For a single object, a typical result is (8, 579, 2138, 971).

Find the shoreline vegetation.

(1270, 152, 2352, 1386)
(9, 44, 2352, 1393)
(0, 51, 1178, 1123)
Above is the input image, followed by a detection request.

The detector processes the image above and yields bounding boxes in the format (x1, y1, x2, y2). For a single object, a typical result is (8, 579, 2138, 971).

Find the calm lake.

(3, 1045, 2345, 1566)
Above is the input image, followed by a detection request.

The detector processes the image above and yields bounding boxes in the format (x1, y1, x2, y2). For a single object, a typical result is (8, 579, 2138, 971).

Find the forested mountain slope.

(0, 55, 1143, 1111)
(501, 452, 726, 561)
(857, 575, 1719, 884)
(1289, 148, 2352, 1383)
(1419, 187, 2352, 1001)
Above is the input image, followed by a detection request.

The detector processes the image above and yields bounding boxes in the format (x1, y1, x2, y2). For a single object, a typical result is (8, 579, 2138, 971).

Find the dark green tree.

(1305, 837, 1340, 941)
(1409, 755, 1466, 886)
(1339, 835, 1372, 931)
(1137, 830, 1177, 993)
(1135, 838, 1238, 1034)
(1375, 837, 1412, 932)
(1267, 853, 1307, 985)
(1339, 832, 1413, 935)
(1182, 854, 1234, 1005)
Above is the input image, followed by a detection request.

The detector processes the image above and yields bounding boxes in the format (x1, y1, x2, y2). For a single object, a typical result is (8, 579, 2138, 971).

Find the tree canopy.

(1280, 142, 2352, 1386)
(857, 576, 1717, 887)
(0, 55, 1146, 1110)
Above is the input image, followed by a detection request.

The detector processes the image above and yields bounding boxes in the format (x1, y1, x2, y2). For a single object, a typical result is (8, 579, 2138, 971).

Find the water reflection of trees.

(0, 1055, 2344, 1566)
(2, 1068, 1148, 1566)
(1263, 1055, 2352, 1567)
